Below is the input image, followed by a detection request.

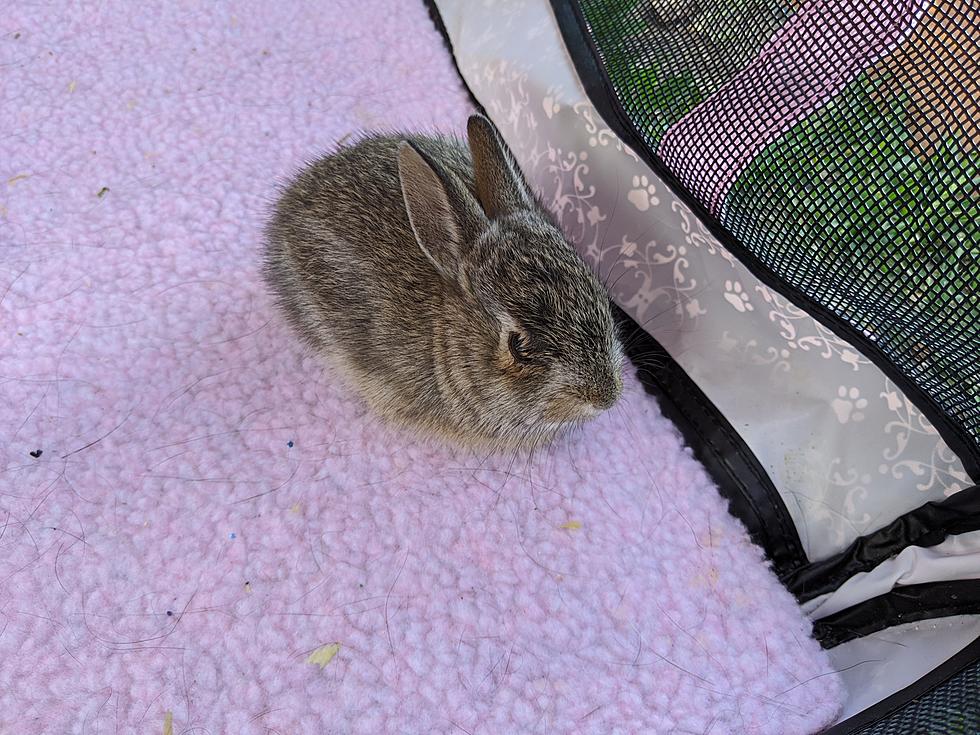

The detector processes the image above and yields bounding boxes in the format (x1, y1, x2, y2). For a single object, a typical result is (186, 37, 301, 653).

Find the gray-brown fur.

(263, 114, 623, 451)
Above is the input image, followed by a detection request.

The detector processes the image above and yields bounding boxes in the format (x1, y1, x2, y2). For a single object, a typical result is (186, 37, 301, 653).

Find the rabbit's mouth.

(541, 398, 606, 428)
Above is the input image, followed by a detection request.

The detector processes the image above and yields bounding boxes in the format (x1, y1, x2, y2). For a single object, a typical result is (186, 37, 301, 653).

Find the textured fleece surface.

(0, 2, 842, 733)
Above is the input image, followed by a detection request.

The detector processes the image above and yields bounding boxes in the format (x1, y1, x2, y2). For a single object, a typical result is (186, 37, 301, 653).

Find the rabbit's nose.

(589, 393, 616, 411)
(586, 371, 623, 410)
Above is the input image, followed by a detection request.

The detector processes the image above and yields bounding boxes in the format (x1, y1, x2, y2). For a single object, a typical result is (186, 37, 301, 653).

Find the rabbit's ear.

(467, 114, 532, 219)
(398, 141, 479, 286)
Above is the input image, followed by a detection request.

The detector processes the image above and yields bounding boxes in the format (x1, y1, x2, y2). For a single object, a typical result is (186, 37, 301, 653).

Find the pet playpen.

(428, 0, 979, 731)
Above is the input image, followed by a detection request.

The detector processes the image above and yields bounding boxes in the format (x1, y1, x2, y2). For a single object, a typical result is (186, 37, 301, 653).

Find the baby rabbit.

(263, 114, 623, 451)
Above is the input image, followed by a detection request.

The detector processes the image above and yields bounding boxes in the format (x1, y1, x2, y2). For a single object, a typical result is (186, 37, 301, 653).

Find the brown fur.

(263, 114, 623, 451)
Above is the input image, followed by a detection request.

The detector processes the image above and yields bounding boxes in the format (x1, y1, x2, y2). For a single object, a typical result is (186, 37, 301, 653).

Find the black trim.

(788, 486, 980, 603)
(422, 0, 486, 114)
(615, 307, 808, 577)
(820, 634, 980, 734)
(548, 0, 980, 481)
(813, 580, 980, 649)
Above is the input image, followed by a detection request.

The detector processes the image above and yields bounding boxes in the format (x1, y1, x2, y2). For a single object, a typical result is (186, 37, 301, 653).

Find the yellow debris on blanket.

(692, 567, 720, 589)
(68, 80, 76, 93)
(163, 711, 173, 735)
(7, 173, 30, 186)
(306, 643, 341, 668)
(560, 520, 582, 530)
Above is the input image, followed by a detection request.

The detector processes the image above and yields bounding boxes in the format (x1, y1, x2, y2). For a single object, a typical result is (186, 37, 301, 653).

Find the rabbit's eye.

(508, 331, 531, 363)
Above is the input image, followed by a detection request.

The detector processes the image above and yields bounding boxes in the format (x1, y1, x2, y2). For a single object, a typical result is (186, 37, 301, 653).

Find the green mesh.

(575, 0, 980, 456)
(580, 0, 793, 145)
(852, 657, 980, 734)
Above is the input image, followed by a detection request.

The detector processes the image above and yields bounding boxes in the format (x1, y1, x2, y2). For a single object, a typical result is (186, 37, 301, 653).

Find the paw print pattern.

(542, 95, 560, 119)
(723, 280, 753, 312)
(627, 175, 660, 211)
(831, 386, 868, 424)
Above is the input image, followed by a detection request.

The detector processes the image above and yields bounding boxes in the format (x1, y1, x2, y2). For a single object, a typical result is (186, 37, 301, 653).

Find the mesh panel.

(576, 0, 980, 453)
(853, 658, 980, 734)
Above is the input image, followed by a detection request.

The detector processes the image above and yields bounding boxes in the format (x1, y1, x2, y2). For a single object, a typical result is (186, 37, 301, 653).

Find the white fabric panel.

(827, 615, 980, 723)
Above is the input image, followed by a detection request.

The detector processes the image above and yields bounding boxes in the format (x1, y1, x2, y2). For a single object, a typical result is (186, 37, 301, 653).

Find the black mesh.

(573, 0, 980, 458)
(851, 657, 980, 734)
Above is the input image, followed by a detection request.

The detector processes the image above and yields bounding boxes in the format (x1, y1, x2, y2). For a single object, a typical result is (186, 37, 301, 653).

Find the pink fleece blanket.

(0, 2, 842, 732)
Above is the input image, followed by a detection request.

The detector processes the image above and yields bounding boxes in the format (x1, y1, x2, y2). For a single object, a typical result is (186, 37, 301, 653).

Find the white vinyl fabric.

(826, 614, 980, 722)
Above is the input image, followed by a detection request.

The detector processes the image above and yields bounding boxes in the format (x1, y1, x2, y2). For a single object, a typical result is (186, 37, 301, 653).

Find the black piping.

(819, 634, 980, 734)
(787, 485, 980, 602)
(548, 0, 980, 481)
(616, 307, 808, 577)
(422, 0, 486, 114)
(812, 580, 980, 649)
